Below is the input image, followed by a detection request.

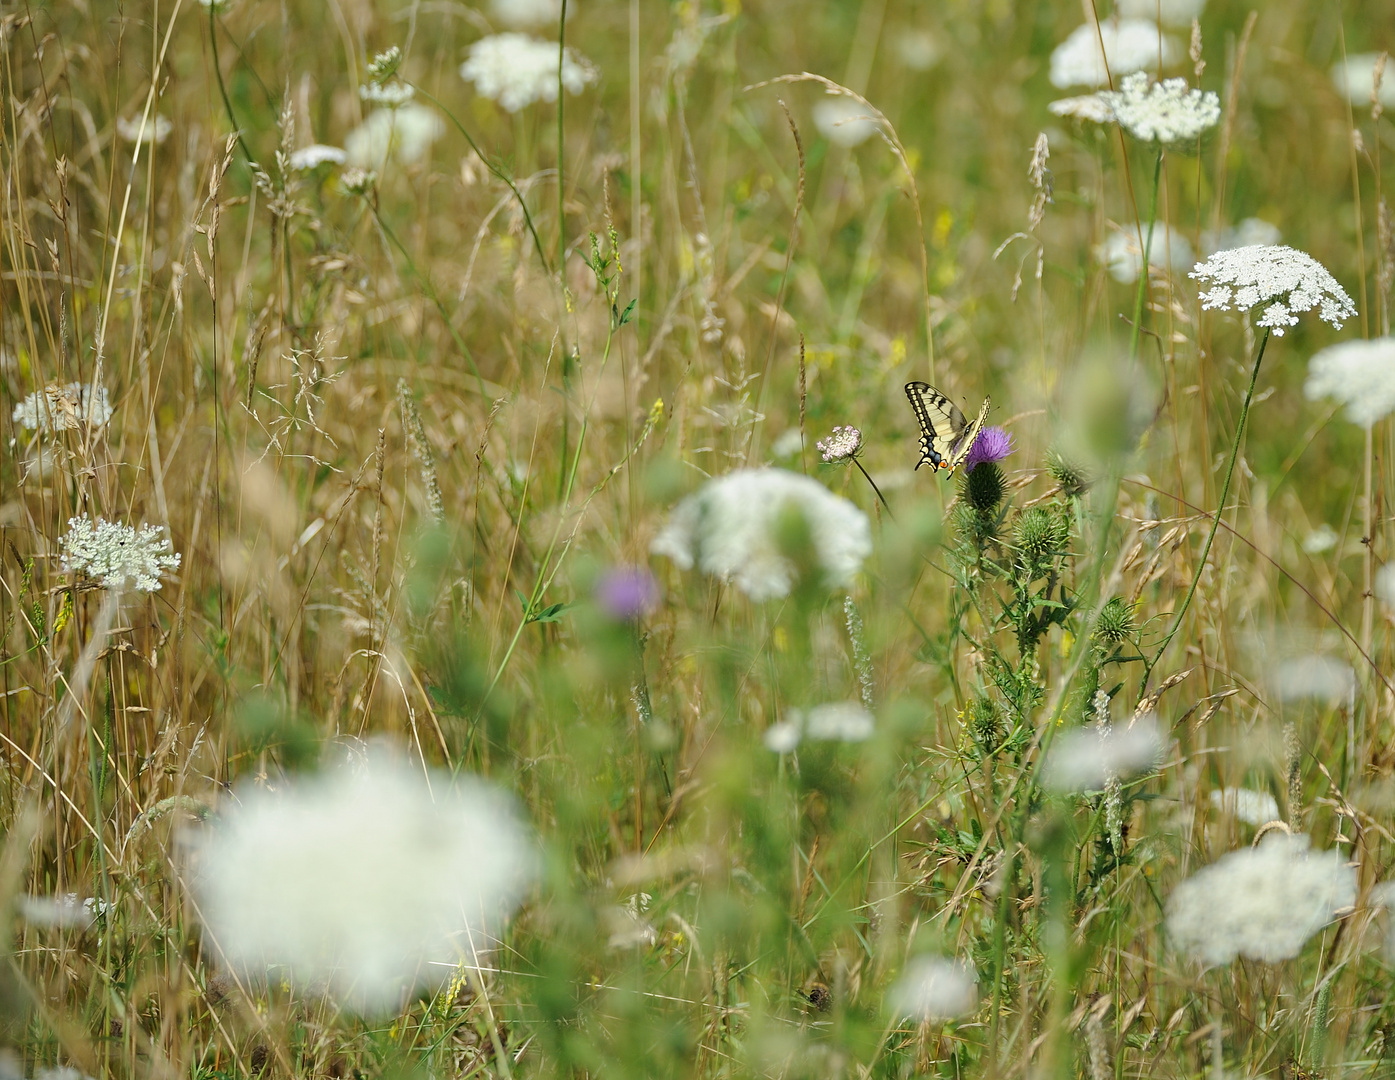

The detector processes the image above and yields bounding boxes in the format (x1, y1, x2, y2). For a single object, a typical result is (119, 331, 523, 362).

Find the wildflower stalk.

(1128, 144, 1163, 360)
(1141, 328, 1271, 693)
(851, 457, 893, 517)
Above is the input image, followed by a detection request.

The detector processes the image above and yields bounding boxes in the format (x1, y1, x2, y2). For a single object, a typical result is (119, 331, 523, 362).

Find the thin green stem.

(557, 0, 569, 276)
(851, 457, 894, 520)
(1140, 328, 1271, 694)
(208, 6, 255, 165)
(1128, 144, 1163, 360)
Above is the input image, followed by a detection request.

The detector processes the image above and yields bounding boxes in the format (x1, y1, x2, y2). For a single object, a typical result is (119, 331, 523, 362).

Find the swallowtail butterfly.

(904, 382, 991, 476)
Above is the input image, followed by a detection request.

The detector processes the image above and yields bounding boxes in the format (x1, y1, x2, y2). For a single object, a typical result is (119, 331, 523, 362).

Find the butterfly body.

(904, 382, 991, 475)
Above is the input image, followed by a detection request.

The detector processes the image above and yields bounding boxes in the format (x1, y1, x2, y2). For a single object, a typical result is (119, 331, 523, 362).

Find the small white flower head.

(813, 95, 879, 148)
(1209, 787, 1281, 827)
(359, 80, 415, 107)
(1098, 223, 1194, 284)
(1202, 216, 1282, 255)
(816, 425, 863, 463)
(60, 517, 181, 593)
(116, 114, 172, 145)
(1302, 524, 1338, 555)
(490, 0, 569, 28)
(1098, 72, 1219, 142)
(345, 104, 443, 168)
(1371, 881, 1395, 960)
(890, 956, 978, 1022)
(1042, 715, 1163, 792)
(770, 428, 806, 459)
(339, 167, 377, 196)
(367, 46, 403, 82)
(650, 468, 872, 601)
(1115, 0, 1205, 28)
(1332, 53, 1395, 109)
(763, 720, 802, 754)
(1190, 244, 1357, 336)
(459, 33, 597, 113)
(12, 382, 112, 433)
(1376, 563, 1395, 608)
(16, 893, 110, 929)
(1165, 833, 1356, 965)
(1304, 338, 1395, 428)
(1048, 94, 1116, 124)
(897, 30, 943, 72)
(1050, 19, 1178, 89)
(192, 749, 535, 1014)
(288, 144, 347, 171)
(763, 703, 874, 751)
(1271, 654, 1355, 704)
(35, 1068, 97, 1080)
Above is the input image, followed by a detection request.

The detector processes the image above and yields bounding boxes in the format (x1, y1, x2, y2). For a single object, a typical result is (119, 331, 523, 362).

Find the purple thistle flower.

(595, 567, 660, 621)
(963, 426, 1015, 473)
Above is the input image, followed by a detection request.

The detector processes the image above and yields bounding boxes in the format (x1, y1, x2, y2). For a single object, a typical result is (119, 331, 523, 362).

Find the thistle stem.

(1141, 328, 1271, 694)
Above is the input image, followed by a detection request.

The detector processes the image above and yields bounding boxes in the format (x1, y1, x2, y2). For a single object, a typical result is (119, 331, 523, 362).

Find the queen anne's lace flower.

(1190, 244, 1357, 336)
(1048, 94, 1116, 124)
(650, 468, 872, 601)
(1098, 72, 1219, 142)
(116, 114, 172, 145)
(1115, 0, 1205, 27)
(459, 34, 597, 112)
(491, 0, 567, 27)
(345, 104, 443, 167)
(816, 426, 863, 463)
(1209, 787, 1280, 827)
(1304, 338, 1395, 428)
(359, 80, 414, 107)
(813, 96, 879, 148)
(13, 382, 112, 432)
(1202, 216, 1282, 256)
(1050, 19, 1178, 89)
(764, 702, 874, 752)
(1332, 53, 1395, 109)
(890, 956, 978, 1021)
(60, 517, 181, 592)
(1165, 833, 1355, 965)
(1098, 224, 1194, 284)
(288, 144, 347, 171)
(1041, 714, 1163, 791)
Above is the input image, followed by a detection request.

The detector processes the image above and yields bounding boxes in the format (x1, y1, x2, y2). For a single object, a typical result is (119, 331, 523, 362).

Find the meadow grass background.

(3, 0, 1395, 1076)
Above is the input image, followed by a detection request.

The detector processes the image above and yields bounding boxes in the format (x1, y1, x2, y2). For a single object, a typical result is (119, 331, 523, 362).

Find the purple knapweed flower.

(595, 567, 659, 620)
(963, 427, 1015, 473)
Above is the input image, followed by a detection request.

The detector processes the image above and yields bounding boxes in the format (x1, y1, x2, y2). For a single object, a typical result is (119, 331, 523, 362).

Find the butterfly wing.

(944, 396, 993, 473)
(904, 382, 967, 471)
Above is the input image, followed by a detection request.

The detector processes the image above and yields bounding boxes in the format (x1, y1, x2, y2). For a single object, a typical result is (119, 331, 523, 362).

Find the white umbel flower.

(813, 96, 879, 148)
(1209, 787, 1280, 827)
(460, 33, 597, 112)
(1271, 654, 1355, 703)
(1190, 244, 1357, 336)
(490, 0, 568, 27)
(650, 468, 872, 601)
(1098, 72, 1219, 142)
(1050, 19, 1178, 89)
(1304, 338, 1395, 428)
(1115, 0, 1205, 27)
(60, 517, 181, 593)
(1202, 217, 1282, 256)
(288, 144, 347, 171)
(1041, 715, 1163, 791)
(193, 751, 535, 1014)
(1332, 53, 1395, 109)
(889, 956, 978, 1021)
(359, 80, 415, 107)
(344, 105, 443, 167)
(116, 114, 172, 145)
(1048, 94, 1116, 124)
(765, 702, 874, 752)
(1098, 223, 1194, 284)
(1165, 833, 1355, 965)
(13, 382, 112, 432)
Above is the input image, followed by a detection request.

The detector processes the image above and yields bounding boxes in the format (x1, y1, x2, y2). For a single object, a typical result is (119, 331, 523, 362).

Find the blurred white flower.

(16, 893, 110, 928)
(763, 703, 873, 752)
(1048, 94, 1116, 124)
(340, 167, 377, 196)
(763, 720, 802, 753)
(1371, 881, 1395, 960)
(1115, 0, 1206, 27)
(117, 114, 172, 145)
(491, 0, 568, 27)
(1302, 524, 1338, 555)
(1099, 72, 1219, 142)
(345, 104, 443, 167)
(12, 382, 112, 432)
(1202, 216, 1283, 255)
(359, 80, 415, 107)
(1377, 563, 1395, 608)
(770, 428, 806, 459)
(1049, 19, 1178, 89)
(288, 144, 347, 171)
(650, 468, 872, 601)
(1191, 244, 1357, 336)
(1165, 833, 1355, 964)
(1097, 223, 1194, 284)
(897, 29, 943, 71)
(1272, 654, 1354, 704)
(1331, 53, 1395, 109)
(460, 33, 597, 112)
(60, 517, 181, 593)
(1042, 715, 1163, 791)
(35, 1068, 97, 1080)
(890, 956, 978, 1021)
(1304, 338, 1395, 428)
(1209, 787, 1280, 826)
(813, 96, 879, 148)
(193, 751, 535, 1014)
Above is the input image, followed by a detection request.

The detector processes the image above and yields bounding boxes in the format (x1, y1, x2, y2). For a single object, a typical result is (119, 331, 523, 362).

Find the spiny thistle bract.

(1047, 450, 1091, 499)
(964, 459, 1006, 515)
(1094, 596, 1137, 648)
(1013, 506, 1069, 570)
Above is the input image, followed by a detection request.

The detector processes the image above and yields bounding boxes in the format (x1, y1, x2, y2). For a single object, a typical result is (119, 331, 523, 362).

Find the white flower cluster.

(1305, 338, 1395, 428)
(1041, 714, 1162, 791)
(763, 702, 874, 753)
(813, 96, 879, 148)
(1050, 19, 1177, 89)
(60, 517, 181, 592)
(1331, 53, 1395, 110)
(889, 956, 978, 1021)
(1165, 833, 1355, 965)
(193, 750, 535, 1014)
(1190, 244, 1357, 335)
(816, 425, 863, 462)
(1098, 224, 1194, 284)
(1208, 787, 1280, 827)
(345, 104, 443, 167)
(650, 468, 872, 601)
(1271, 653, 1355, 703)
(117, 114, 172, 145)
(1202, 216, 1282, 256)
(459, 33, 597, 112)
(1098, 72, 1219, 142)
(491, 0, 567, 27)
(1115, 0, 1205, 28)
(1048, 94, 1117, 124)
(16, 892, 111, 928)
(288, 144, 347, 171)
(13, 382, 112, 432)
(360, 80, 415, 107)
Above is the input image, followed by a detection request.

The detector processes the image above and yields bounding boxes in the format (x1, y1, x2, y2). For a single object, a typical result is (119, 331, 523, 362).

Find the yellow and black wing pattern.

(904, 381, 991, 475)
